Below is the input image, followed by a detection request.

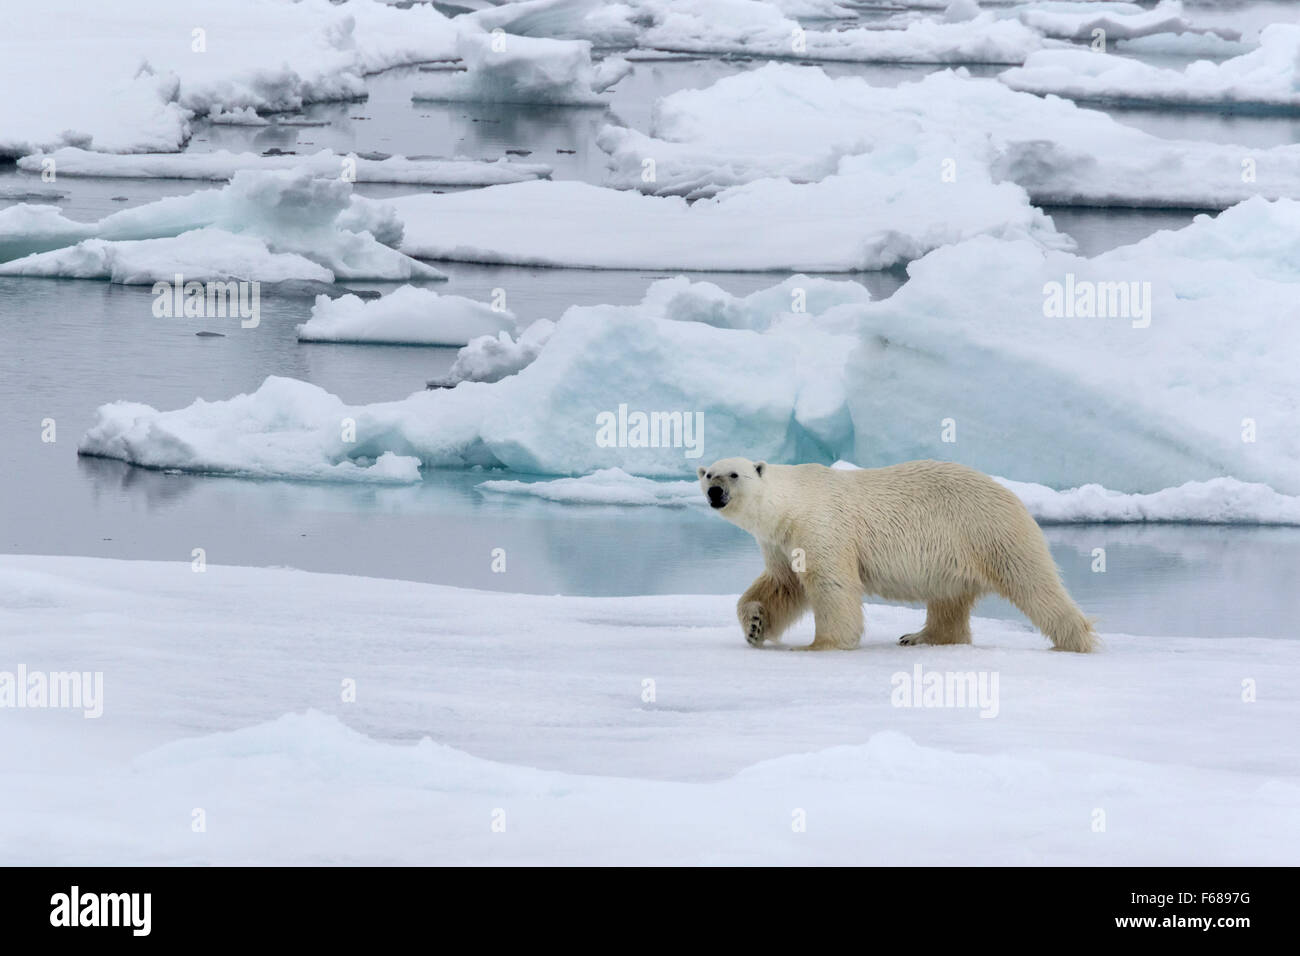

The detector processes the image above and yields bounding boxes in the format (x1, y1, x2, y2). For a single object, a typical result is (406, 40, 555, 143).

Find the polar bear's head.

(698, 457, 767, 525)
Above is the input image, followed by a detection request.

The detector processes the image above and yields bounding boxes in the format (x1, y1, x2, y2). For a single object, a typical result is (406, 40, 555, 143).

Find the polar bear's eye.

(730, 472, 738, 479)
(705, 473, 711, 480)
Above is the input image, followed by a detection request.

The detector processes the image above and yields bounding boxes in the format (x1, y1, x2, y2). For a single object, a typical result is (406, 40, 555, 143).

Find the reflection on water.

(47, 457, 1300, 640)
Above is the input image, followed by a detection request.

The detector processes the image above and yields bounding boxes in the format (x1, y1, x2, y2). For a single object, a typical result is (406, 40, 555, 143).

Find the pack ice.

(77, 198, 1300, 497)
(0, 0, 463, 157)
(479, 467, 1300, 526)
(464, 0, 1051, 64)
(598, 63, 1300, 208)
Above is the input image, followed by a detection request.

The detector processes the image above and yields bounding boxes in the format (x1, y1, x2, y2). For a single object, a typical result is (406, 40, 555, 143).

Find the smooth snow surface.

(2, 556, 1294, 865)
(388, 173, 1068, 271)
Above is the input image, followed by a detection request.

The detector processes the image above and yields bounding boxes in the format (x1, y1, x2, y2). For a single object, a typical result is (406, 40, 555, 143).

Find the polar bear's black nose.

(707, 486, 728, 508)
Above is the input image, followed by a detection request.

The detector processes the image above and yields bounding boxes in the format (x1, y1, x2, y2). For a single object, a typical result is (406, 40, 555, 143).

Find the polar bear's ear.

(754, 461, 766, 477)
(698, 466, 707, 479)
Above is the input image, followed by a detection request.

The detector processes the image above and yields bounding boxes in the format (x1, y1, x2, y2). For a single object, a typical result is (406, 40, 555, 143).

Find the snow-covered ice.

(1, 555, 1294, 865)
(3, 0, 1298, 874)
(479, 467, 703, 506)
(463, 0, 1051, 63)
(0, 170, 443, 283)
(460, 0, 647, 47)
(80, 376, 426, 482)
(479, 467, 1300, 525)
(388, 166, 1067, 271)
(16, 147, 551, 186)
(298, 287, 516, 346)
(598, 63, 1300, 208)
(0, 0, 463, 157)
(413, 32, 631, 105)
(75, 198, 1300, 494)
(1004, 477, 1300, 526)
(1016, 0, 1239, 43)
(639, 1, 1050, 63)
(428, 320, 558, 387)
(0, 230, 339, 286)
(1001, 23, 1300, 111)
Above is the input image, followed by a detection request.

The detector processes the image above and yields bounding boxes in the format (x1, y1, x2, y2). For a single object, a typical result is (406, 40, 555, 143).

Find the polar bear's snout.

(700, 457, 766, 513)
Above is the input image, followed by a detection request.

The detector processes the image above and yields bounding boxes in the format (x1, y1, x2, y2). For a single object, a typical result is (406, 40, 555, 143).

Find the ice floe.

(16, 147, 551, 186)
(1016, 0, 1239, 43)
(428, 320, 558, 387)
(0, 170, 443, 282)
(412, 31, 631, 105)
(641, 3, 1051, 63)
(0, 0, 463, 157)
(463, 0, 1050, 63)
(388, 164, 1068, 271)
(298, 287, 516, 346)
(479, 466, 1300, 525)
(1001, 23, 1300, 111)
(598, 63, 1300, 208)
(479, 467, 702, 506)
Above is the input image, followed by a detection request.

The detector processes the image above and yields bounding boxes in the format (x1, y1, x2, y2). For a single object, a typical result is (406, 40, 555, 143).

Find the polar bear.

(699, 457, 1096, 652)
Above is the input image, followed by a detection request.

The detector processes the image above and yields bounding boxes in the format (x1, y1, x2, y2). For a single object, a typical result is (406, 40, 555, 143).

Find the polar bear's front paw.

(739, 602, 766, 647)
(898, 632, 923, 646)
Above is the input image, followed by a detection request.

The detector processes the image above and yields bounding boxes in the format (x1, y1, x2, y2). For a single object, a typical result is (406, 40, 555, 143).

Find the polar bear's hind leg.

(984, 536, 1098, 653)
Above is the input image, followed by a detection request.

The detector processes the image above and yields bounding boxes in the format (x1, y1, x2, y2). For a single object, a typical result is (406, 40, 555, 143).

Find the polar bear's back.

(764, 459, 1048, 602)
(768, 459, 1027, 524)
